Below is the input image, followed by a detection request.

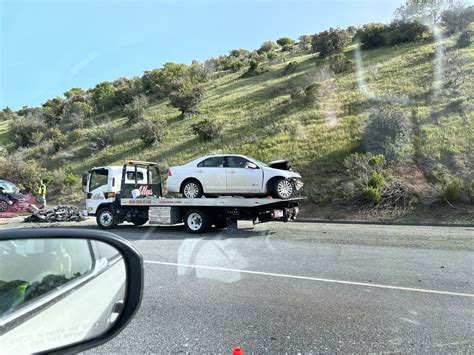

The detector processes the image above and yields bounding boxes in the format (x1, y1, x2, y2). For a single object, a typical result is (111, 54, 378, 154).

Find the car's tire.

(0, 200, 9, 212)
(184, 209, 211, 234)
(96, 207, 118, 229)
(272, 178, 294, 199)
(132, 216, 148, 226)
(182, 179, 203, 198)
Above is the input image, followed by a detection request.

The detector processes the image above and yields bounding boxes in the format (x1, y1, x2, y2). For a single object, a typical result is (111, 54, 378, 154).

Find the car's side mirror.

(247, 163, 258, 169)
(0, 228, 143, 353)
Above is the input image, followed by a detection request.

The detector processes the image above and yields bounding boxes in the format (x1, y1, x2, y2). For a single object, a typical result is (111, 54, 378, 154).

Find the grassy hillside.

(1, 32, 473, 220)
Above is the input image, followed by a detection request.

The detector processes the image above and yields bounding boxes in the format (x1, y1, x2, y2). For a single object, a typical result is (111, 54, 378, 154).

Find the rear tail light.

(168, 169, 172, 177)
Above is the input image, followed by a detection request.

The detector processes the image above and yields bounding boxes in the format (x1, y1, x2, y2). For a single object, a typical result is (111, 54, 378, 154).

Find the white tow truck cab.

(82, 161, 302, 234)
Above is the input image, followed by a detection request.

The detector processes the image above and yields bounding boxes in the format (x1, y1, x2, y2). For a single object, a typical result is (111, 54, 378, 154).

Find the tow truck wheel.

(184, 209, 211, 234)
(132, 216, 148, 226)
(96, 207, 118, 229)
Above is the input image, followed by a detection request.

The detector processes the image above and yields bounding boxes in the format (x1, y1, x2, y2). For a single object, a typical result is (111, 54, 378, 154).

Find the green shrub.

(311, 28, 349, 58)
(456, 31, 472, 48)
(69, 128, 84, 143)
(444, 179, 461, 203)
(140, 118, 166, 145)
(354, 23, 388, 48)
(298, 35, 312, 50)
(257, 41, 277, 54)
(89, 124, 117, 153)
(282, 61, 298, 76)
(0, 153, 44, 192)
(276, 37, 295, 46)
(63, 173, 80, 186)
(281, 44, 294, 52)
(355, 21, 428, 49)
(368, 154, 386, 168)
(368, 171, 385, 190)
(363, 107, 409, 161)
(47, 128, 67, 152)
(441, 6, 474, 34)
(329, 54, 353, 74)
(363, 186, 381, 204)
(191, 119, 220, 141)
(169, 86, 203, 115)
(467, 180, 474, 204)
(304, 82, 322, 105)
(10, 115, 44, 148)
(124, 95, 148, 125)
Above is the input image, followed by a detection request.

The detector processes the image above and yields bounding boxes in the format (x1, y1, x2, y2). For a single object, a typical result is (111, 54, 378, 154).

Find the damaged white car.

(167, 154, 303, 199)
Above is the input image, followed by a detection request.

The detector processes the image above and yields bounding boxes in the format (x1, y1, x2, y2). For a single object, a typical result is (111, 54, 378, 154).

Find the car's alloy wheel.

(0, 200, 9, 212)
(183, 181, 202, 198)
(276, 179, 294, 199)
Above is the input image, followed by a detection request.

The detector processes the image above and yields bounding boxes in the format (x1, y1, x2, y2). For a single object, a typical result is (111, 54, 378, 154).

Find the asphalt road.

(3, 219, 474, 352)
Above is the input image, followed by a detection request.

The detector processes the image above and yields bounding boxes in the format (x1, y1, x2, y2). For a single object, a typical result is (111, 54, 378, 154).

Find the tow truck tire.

(96, 207, 118, 230)
(132, 216, 148, 226)
(272, 178, 294, 199)
(184, 209, 211, 234)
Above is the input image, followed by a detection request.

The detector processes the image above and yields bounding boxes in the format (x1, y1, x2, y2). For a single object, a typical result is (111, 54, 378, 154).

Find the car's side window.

(0, 239, 94, 316)
(226, 156, 254, 168)
(197, 157, 225, 168)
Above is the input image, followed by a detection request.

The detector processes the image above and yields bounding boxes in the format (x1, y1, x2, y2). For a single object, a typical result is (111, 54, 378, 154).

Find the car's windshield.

(0, 181, 18, 194)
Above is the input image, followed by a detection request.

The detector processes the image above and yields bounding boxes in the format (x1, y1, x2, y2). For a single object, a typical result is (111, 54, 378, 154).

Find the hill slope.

(1, 33, 473, 221)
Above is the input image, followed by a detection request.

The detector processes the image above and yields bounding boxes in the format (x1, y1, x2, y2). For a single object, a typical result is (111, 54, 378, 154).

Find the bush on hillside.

(368, 170, 385, 190)
(0, 152, 44, 192)
(441, 5, 474, 34)
(257, 41, 277, 54)
(276, 37, 295, 46)
(298, 35, 312, 50)
(10, 115, 45, 148)
(90, 81, 116, 113)
(311, 28, 349, 58)
(363, 186, 382, 204)
(329, 54, 353, 74)
(89, 124, 117, 153)
(443, 179, 461, 203)
(456, 30, 472, 48)
(124, 95, 149, 125)
(191, 119, 220, 141)
(281, 44, 295, 52)
(169, 86, 203, 115)
(47, 128, 67, 152)
(363, 107, 409, 161)
(68, 128, 84, 143)
(282, 61, 299, 76)
(140, 118, 166, 145)
(355, 21, 428, 49)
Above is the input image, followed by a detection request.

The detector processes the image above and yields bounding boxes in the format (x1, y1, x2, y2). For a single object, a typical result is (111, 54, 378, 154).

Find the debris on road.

(24, 206, 85, 223)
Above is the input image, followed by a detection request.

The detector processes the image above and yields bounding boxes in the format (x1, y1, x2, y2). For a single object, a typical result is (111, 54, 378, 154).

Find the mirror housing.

(0, 228, 143, 353)
(81, 173, 89, 193)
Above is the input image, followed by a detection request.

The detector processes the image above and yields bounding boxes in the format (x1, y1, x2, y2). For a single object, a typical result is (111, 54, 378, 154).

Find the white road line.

(144, 260, 474, 298)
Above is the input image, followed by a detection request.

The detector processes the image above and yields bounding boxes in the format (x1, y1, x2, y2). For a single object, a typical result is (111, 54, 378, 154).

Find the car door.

(196, 156, 227, 193)
(225, 156, 263, 193)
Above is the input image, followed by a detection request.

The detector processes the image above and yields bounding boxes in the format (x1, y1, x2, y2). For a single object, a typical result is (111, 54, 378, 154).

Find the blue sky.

(1, 0, 401, 110)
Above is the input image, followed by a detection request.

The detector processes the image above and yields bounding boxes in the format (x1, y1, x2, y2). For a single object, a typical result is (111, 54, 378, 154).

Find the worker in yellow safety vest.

(35, 180, 47, 209)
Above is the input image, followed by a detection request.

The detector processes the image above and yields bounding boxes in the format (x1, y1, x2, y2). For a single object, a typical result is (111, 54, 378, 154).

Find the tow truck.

(82, 161, 302, 234)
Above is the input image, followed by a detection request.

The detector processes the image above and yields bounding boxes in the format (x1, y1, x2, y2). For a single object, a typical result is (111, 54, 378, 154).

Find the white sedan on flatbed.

(166, 154, 303, 199)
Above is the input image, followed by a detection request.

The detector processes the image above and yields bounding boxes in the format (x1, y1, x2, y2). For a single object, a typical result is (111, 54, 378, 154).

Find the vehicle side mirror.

(81, 173, 89, 193)
(0, 228, 143, 353)
(247, 163, 258, 169)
